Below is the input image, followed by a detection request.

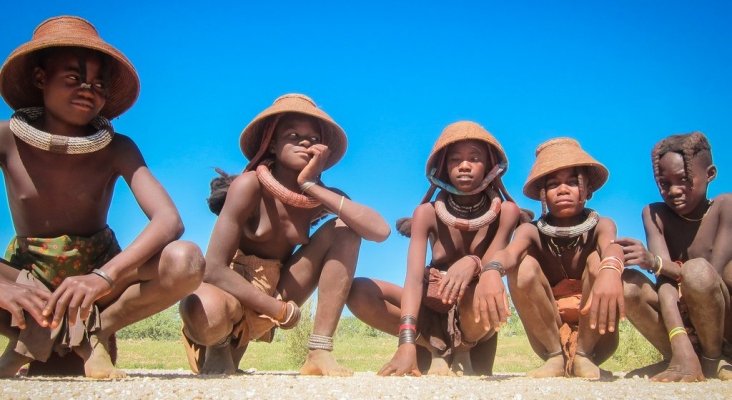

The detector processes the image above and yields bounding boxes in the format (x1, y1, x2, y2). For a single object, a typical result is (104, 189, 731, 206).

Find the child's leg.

(277, 218, 361, 377)
(457, 283, 497, 375)
(682, 258, 731, 380)
(622, 269, 670, 356)
(574, 252, 611, 379)
(346, 277, 403, 335)
(0, 267, 32, 377)
(88, 240, 204, 379)
(507, 255, 565, 378)
(179, 282, 244, 374)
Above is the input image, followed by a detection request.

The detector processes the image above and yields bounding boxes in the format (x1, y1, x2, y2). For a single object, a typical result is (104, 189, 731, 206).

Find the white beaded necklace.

(9, 107, 114, 154)
(536, 209, 599, 238)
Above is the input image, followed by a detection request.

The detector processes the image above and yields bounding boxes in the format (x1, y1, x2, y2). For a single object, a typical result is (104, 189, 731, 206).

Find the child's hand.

(297, 144, 330, 186)
(42, 273, 113, 329)
(377, 343, 421, 377)
(439, 256, 478, 305)
(581, 269, 625, 334)
(0, 280, 50, 329)
(472, 270, 510, 332)
(614, 237, 654, 269)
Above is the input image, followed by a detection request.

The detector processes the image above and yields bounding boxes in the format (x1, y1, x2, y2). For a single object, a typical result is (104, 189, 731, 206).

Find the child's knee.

(622, 269, 646, 302)
(681, 258, 717, 293)
(346, 277, 372, 306)
(331, 221, 362, 249)
(512, 262, 543, 291)
(161, 240, 205, 287)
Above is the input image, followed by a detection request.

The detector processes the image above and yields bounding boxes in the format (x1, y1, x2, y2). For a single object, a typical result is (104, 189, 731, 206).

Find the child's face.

(445, 140, 489, 192)
(655, 151, 714, 217)
(34, 49, 107, 127)
(270, 116, 322, 169)
(544, 167, 587, 218)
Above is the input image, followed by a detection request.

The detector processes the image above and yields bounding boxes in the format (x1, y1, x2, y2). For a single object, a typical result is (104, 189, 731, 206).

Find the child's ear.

(706, 164, 717, 182)
(32, 67, 46, 89)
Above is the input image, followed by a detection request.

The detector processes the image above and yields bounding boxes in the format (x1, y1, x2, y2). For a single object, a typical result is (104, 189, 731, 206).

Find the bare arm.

(43, 135, 184, 328)
(203, 172, 264, 304)
(296, 143, 389, 242)
(473, 218, 535, 331)
(581, 217, 625, 334)
(709, 194, 732, 276)
(303, 184, 390, 242)
(377, 203, 432, 376)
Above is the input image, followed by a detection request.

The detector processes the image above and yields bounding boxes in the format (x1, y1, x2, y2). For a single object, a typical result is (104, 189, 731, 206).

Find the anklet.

(575, 350, 593, 359)
(308, 334, 334, 351)
(545, 349, 564, 358)
(668, 326, 687, 341)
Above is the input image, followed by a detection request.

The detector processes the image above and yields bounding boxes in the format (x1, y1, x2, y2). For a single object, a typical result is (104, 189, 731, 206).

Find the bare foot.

(200, 344, 236, 375)
(0, 342, 32, 378)
(84, 334, 127, 379)
(527, 354, 565, 378)
(625, 360, 669, 378)
(451, 351, 473, 376)
(299, 349, 353, 377)
(572, 353, 600, 380)
(651, 347, 704, 382)
(427, 354, 452, 376)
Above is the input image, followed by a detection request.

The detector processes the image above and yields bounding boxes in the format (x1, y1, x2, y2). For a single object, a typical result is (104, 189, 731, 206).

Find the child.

(347, 121, 520, 376)
(474, 138, 624, 379)
(617, 132, 731, 381)
(0, 16, 204, 378)
(179, 93, 390, 376)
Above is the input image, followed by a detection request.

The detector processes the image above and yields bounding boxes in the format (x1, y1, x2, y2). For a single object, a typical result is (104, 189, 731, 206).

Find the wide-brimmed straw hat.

(523, 137, 608, 200)
(425, 121, 508, 181)
(240, 94, 347, 170)
(0, 16, 139, 119)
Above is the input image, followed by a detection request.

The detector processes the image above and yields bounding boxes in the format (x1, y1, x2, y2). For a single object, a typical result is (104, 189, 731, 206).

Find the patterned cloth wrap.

(5, 227, 121, 362)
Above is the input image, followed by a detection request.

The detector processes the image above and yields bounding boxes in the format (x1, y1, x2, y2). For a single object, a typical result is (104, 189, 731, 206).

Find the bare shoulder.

(596, 216, 617, 232)
(515, 221, 539, 244)
(712, 193, 732, 209)
(499, 199, 520, 219)
(228, 170, 262, 196)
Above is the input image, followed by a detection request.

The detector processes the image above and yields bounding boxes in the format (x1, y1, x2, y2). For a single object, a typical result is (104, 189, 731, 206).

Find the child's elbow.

(372, 225, 391, 243)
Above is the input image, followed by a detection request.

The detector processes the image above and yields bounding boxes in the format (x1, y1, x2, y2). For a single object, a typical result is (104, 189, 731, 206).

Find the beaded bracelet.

(481, 261, 506, 277)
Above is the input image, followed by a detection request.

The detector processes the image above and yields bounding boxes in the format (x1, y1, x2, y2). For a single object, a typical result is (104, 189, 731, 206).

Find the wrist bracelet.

(299, 181, 317, 192)
(91, 268, 114, 288)
(481, 261, 506, 277)
(468, 255, 483, 277)
(654, 255, 663, 277)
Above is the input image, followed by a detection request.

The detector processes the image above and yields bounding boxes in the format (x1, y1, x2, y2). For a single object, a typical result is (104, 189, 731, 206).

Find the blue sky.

(1, 1, 730, 289)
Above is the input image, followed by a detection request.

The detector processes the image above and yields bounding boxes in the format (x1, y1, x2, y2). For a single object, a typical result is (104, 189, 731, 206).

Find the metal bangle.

(91, 268, 114, 288)
(481, 261, 506, 277)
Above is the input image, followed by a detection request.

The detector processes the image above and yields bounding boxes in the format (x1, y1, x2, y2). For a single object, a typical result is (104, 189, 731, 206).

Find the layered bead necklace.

(9, 107, 114, 154)
(537, 209, 600, 276)
(255, 161, 321, 208)
(434, 189, 501, 231)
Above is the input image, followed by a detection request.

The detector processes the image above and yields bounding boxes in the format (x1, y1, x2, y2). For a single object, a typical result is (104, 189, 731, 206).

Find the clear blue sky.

(1, 1, 730, 289)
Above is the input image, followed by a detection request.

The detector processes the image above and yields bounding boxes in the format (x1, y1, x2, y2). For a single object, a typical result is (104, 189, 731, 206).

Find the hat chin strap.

(427, 162, 506, 196)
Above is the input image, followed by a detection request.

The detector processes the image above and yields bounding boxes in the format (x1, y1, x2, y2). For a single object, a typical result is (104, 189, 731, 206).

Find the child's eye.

(93, 82, 105, 90)
(66, 74, 80, 81)
(309, 136, 320, 143)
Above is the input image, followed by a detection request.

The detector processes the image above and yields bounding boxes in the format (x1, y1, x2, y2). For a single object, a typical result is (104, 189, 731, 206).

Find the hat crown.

(273, 93, 316, 107)
(535, 137, 581, 157)
(33, 16, 99, 41)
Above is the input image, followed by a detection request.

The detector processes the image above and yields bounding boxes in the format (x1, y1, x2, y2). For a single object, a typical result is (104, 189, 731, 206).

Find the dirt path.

(2, 370, 731, 399)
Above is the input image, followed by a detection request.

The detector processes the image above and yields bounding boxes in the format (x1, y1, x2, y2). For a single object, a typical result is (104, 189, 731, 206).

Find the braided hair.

(207, 168, 238, 215)
(651, 132, 712, 188)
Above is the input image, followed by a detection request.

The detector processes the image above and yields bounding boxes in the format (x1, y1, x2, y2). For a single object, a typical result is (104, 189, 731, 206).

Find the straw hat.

(523, 137, 608, 200)
(240, 94, 347, 170)
(425, 121, 508, 181)
(0, 16, 139, 119)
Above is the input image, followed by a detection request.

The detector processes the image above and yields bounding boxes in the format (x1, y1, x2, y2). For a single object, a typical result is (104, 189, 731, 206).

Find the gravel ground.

(2, 370, 731, 400)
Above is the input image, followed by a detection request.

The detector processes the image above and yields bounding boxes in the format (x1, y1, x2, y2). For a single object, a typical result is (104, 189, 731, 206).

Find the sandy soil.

(2, 370, 731, 399)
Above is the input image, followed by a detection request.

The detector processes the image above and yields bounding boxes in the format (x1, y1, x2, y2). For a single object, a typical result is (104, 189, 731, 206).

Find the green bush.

(283, 300, 314, 367)
(336, 316, 388, 338)
(606, 319, 663, 370)
(117, 306, 180, 341)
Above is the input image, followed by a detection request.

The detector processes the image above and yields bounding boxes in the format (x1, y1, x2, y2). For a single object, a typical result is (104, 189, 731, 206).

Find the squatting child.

(0, 16, 204, 378)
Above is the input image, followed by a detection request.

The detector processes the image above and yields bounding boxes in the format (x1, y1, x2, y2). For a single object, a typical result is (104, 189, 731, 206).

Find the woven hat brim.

(425, 122, 508, 180)
(240, 103, 347, 170)
(0, 38, 139, 119)
(523, 160, 609, 200)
